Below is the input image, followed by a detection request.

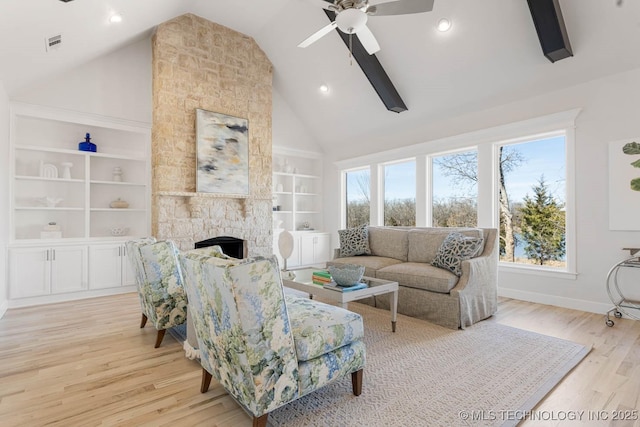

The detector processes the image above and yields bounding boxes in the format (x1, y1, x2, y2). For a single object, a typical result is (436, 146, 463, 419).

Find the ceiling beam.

(324, 9, 408, 113)
(526, 0, 573, 63)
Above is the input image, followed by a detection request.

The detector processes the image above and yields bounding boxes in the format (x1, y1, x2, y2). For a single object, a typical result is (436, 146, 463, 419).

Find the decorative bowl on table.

(328, 264, 365, 287)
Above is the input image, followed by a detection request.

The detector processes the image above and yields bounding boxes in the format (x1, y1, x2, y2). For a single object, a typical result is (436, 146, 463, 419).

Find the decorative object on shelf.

(109, 198, 129, 208)
(39, 161, 58, 179)
(41, 197, 63, 207)
(78, 132, 97, 152)
(109, 226, 129, 236)
(328, 264, 365, 287)
(40, 221, 62, 239)
(196, 109, 249, 195)
(299, 221, 312, 231)
(282, 159, 293, 173)
(60, 162, 73, 179)
(278, 230, 295, 271)
(112, 166, 123, 182)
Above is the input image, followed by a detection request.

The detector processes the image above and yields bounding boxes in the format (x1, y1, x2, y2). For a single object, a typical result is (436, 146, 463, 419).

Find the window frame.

(335, 109, 579, 278)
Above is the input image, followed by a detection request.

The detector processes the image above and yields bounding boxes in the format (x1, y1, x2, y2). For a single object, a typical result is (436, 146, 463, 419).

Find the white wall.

(272, 88, 322, 153)
(323, 66, 640, 314)
(12, 38, 152, 123)
(0, 80, 10, 318)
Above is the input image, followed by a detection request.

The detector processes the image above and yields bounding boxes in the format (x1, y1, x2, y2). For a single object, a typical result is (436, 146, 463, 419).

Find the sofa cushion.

(328, 256, 403, 278)
(285, 295, 364, 362)
(376, 262, 459, 294)
(432, 232, 484, 276)
(338, 224, 371, 257)
(407, 228, 484, 264)
(368, 227, 409, 261)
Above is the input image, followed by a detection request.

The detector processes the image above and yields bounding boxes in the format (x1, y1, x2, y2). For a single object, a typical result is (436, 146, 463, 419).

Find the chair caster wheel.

(614, 311, 623, 318)
(606, 319, 614, 327)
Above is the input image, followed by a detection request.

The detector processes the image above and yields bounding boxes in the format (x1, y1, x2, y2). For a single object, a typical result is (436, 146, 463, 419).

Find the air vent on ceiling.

(45, 34, 62, 52)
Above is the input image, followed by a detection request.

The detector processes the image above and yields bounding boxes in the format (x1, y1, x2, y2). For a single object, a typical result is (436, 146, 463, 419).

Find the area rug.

(268, 303, 591, 427)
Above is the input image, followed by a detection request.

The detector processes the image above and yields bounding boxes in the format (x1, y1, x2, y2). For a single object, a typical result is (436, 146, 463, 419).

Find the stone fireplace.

(151, 14, 273, 256)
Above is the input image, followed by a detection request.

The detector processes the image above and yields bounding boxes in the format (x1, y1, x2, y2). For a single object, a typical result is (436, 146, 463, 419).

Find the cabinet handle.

(123, 246, 127, 257)
(46, 249, 49, 261)
(118, 247, 121, 257)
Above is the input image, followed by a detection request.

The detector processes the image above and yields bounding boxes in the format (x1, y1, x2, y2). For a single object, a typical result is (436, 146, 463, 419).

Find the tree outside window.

(384, 160, 416, 226)
(346, 169, 370, 228)
(432, 150, 478, 227)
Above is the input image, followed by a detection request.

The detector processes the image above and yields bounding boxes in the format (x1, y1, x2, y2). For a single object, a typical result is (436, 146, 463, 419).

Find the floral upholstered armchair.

(125, 238, 188, 348)
(179, 253, 366, 427)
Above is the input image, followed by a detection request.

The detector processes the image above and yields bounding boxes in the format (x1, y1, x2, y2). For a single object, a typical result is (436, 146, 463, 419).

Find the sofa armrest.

(450, 230, 498, 328)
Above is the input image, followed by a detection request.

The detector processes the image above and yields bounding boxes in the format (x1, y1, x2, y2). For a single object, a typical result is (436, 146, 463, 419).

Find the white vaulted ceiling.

(0, 0, 639, 156)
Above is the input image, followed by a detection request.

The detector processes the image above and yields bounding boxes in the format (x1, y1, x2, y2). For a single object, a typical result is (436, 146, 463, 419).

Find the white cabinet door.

(9, 248, 50, 298)
(50, 246, 88, 294)
(121, 245, 137, 286)
(299, 234, 316, 266)
(314, 233, 331, 264)
(89, 244, 124, 289)
(299, 233, 331, 266)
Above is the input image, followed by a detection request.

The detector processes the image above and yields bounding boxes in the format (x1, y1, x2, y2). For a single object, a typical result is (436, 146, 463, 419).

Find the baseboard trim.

(7, 286, 137, 309)
(498, 287, 612, 315)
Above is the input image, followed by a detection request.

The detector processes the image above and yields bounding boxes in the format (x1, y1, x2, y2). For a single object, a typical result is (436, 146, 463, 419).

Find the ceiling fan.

(298, 0, 435, 55)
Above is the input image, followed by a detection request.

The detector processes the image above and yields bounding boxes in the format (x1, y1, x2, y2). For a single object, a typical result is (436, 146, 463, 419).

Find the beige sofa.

(327, 226, 498, 329)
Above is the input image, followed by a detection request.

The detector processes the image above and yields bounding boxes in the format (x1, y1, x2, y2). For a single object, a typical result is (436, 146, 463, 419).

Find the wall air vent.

(45, 34, 62, 52)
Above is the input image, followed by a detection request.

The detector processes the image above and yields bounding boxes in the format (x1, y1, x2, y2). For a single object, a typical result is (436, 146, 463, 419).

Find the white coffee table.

(282, 268, 399, 332)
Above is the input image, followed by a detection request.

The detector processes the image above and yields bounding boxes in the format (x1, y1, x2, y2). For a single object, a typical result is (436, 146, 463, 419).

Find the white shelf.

(15, 175, 84, 183)
(15, 207, 84, 211)
(90, 180, 146, 186)
(10, 102, 151, 243)
(90, 208, 146, 212)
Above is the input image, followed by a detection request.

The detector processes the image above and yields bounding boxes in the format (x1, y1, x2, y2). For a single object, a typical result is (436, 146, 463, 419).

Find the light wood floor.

(1, 293, 639, 426)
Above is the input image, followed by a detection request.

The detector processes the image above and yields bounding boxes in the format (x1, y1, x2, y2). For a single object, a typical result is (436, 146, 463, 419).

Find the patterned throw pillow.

(338, 224, 371, 257)
(432, 232, 484, 276)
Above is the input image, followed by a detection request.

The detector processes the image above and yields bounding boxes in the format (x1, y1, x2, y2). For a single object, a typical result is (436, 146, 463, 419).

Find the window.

(383, 160, 416, 226)
(431, 150, 478, 227)
(497, 136, 566, 269)
(345, 168, 370, 228)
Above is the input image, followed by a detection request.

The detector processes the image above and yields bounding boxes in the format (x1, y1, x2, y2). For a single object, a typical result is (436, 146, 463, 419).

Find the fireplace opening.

(194, 236, 246, 259)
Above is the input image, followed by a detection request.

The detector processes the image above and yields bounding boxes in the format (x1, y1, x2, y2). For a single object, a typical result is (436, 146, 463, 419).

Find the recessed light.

(436, 18, 451, 32)
(109, 13, 123, 24)
(319, 84, 330, 94)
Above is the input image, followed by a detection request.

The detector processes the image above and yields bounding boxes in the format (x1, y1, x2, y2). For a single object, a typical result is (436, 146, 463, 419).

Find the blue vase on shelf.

(78, 133, 97, 152)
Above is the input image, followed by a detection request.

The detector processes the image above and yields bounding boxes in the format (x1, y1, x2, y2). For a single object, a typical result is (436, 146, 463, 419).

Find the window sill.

(499, 262, 577, 280)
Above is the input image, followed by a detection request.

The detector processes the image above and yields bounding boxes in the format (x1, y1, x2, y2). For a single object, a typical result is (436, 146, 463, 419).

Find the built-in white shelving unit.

(8, 103, 151, 305)
(272, 146, 329, 268)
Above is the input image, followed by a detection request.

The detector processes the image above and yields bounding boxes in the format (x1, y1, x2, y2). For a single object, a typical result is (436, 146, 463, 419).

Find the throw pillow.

(338, 224, 371, 257)
(432, 232, 484, 276)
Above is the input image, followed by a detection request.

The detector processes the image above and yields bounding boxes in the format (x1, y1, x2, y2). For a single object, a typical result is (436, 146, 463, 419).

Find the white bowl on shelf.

(110, 226, 129, 236)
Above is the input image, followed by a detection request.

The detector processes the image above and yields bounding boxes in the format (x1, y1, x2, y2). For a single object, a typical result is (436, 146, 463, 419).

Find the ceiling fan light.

(437, 18, 451, 32)
(336, 8, 368, 34)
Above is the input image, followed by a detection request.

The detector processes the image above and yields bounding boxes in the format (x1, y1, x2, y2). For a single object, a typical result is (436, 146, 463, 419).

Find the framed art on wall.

(609, 138, 640, 230)
(196, 109, 249, 195)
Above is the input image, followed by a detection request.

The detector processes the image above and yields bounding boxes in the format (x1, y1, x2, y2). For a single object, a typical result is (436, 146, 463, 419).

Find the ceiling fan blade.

(357, 25, 380, 55)
(298, 21, 338, 48)
(369, 0, 435, 16)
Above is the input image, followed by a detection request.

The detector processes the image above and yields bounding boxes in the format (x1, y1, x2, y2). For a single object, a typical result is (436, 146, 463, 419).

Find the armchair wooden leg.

(253, 414, 269, 427)
(140, 313, 147, 328)
(154, 329, 166, 348)
(351, 369, 363, 396)
(200, 368, 213, 393)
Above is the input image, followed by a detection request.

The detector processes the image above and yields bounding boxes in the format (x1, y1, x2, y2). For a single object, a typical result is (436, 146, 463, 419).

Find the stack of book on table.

(312, 271, 368, 292)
